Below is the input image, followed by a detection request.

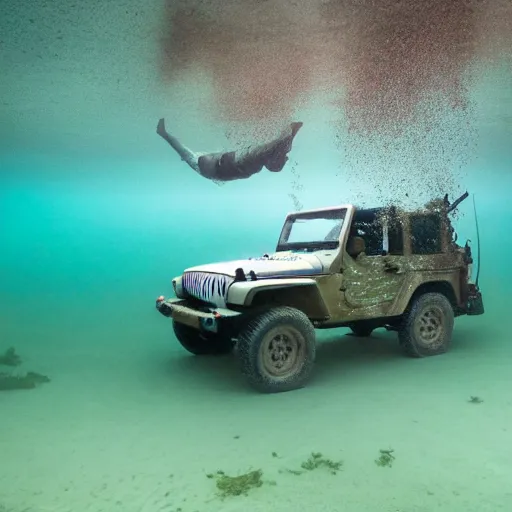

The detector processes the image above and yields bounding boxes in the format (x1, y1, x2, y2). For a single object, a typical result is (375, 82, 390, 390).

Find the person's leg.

(197, 121, 303, 180)
(265, 121, 303, 172)
(236, 121, 303, 174)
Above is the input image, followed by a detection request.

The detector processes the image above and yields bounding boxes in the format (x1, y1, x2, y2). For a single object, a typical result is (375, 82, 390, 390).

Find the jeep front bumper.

(155, 297, 241, 333)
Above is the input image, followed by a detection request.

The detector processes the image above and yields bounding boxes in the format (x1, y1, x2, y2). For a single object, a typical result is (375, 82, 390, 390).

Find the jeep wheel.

(236, 307, 316, 393)
(173, 321, 235, 356)
(399, 292, 454, 358)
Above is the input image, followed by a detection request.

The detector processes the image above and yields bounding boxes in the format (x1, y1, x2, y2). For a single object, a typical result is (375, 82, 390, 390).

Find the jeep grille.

(182, 271, 233, 306)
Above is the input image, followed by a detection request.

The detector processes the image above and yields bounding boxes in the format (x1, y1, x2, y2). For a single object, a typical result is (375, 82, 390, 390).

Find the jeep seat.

(347, 236, 366, 258)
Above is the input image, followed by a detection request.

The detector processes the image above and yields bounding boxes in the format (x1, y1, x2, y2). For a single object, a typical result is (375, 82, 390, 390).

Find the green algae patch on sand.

(0, 347, 22, 367)
(0, 347, 50, 391)
(300, 452, 343, 475)
(279, 451, 343, 476)
(375, 449, 395, 468)
(206, 469, 265, 498)
(0, 371, 50, 391)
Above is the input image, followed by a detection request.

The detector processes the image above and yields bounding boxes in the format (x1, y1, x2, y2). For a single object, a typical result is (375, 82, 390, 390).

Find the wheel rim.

(259, 326, 305, 378)
(414, 305, 445, 347)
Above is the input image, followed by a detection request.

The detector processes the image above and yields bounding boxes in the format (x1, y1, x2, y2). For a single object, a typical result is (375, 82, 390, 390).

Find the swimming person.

(156, 118, 303, 183)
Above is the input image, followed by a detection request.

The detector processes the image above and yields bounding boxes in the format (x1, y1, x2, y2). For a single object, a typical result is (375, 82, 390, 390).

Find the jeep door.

(340, 209, 407, 319)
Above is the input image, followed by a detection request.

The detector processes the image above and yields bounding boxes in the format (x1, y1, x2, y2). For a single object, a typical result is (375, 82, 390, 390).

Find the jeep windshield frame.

(276, 207, 348, 253)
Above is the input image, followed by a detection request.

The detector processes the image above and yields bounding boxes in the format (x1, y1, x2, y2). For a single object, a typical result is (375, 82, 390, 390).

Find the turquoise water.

(1, 1, 512, 511)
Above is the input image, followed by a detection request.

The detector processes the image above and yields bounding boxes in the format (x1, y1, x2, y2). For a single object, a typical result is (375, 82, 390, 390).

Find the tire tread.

(237, 306, 316, 393)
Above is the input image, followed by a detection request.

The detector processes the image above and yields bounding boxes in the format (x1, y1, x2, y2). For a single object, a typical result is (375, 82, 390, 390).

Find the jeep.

(155, 192, 484, 393)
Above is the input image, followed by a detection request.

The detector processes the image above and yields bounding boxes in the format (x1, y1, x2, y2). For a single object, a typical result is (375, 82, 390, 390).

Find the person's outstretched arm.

(156, 118, 202, 174)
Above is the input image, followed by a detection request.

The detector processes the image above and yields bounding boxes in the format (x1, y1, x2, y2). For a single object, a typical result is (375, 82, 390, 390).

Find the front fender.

(227, 278, 330, 319)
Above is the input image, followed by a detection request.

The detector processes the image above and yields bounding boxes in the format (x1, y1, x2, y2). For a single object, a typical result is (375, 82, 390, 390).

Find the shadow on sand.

(156, 324, 487, 395)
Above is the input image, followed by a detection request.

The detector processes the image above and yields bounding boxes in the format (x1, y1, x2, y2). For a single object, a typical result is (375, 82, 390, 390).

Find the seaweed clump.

(300, 452, 343, 475)
(0, 371, 50, 391)
(0, 347, 22, 366)
(375, 449, 395, 468)
(0, 347, 50, 391)
(206, 469, 263, 498)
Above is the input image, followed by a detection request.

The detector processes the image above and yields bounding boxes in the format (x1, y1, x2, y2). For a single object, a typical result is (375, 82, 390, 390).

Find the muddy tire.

(173, 321, 235, 356)
(399, 292, 454, 358)
(236, 307, 316, 393)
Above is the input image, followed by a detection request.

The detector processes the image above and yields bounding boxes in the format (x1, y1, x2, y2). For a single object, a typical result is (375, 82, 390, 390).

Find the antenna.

(473, 194, 481, 288)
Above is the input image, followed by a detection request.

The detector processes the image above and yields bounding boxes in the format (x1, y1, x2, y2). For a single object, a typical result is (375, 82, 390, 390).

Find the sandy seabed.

(1, 303, 511, 512)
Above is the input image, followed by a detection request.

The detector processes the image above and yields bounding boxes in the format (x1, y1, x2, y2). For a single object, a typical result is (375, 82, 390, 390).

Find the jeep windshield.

(276, 208, 347, 252)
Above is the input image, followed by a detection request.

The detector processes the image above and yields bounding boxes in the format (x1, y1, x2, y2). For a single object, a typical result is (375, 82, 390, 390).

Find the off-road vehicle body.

(156, 192, 484, 393)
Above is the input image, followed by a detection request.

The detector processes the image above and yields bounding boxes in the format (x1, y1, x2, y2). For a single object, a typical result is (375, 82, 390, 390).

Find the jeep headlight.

(172, 276, 185, 298)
